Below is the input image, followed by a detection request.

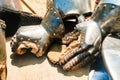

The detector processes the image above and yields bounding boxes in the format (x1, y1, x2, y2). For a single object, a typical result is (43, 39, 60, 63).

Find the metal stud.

(10, 41, 13, 45)
(20, 37, 23, 40)
(28, 38, 31, 41)
(54, 11, 56, 15)
(57, 17, 60, 20)
(103, 4, 107, 7)
(45, 44, 48, 47)
(112, 5, 115, 9)
(34, 40, 38, 43)
(53, 33, 56, 36)
(50, 8, 54, 10)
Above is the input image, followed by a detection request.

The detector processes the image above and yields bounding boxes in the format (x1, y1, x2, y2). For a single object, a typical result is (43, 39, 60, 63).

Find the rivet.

(28, 38, 30, 41)
(53, 33, 56, 36)
(54, 11, 56, 14)
(20, 37, 23, 40)
(57, 17, 60, 20)
(104, 5, 107, 7)
(112, 5, 115, 9)
(50, 8, 53, 10)
(34, 40, 38, 43)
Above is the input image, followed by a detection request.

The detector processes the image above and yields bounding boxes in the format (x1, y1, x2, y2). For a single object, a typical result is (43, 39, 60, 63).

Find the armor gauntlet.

(11, 8, 65, 57)
(10, 0, 93, 57)
(59, 2, 120, 71)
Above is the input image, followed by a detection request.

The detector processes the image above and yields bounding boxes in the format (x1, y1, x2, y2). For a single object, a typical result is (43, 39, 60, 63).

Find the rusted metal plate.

(102, 35, 120, 80)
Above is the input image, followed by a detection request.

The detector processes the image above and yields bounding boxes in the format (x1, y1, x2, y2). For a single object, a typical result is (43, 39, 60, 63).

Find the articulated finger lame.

(11, 8, 65, 57)
(62, 29, 81, 45)
(60, 22, 100, 71)
(61, 14, 91, 45)
(59, 19, 102, 71)
(0, 20, 6, 80)
(59, 43, 100, 71)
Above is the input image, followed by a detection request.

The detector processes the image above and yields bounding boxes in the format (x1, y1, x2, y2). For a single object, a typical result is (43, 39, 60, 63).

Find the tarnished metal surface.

(91, 3, 120, 34)
(10, 0, 96, 57)
(47, 0, 93, 18)
(41, 8, 65, 38)
(102, 35, 120, 80)
(76, 20, 102, 46)
(58, 0, 120, 71)
(11, 8, 64, 57)
(59, 19, 101, 71)
(7, 0, 90, 80)
(0, 19, 6, 80)
(100, 0, 120, 6)
(10, 0, 94, 57)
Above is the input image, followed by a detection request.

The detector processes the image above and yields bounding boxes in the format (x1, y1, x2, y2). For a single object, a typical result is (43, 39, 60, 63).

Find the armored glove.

(11, 8, 65, 57)
(10, 0, 93, 57)
(59, 20, 102, 71)
(59, 1, 120, 71)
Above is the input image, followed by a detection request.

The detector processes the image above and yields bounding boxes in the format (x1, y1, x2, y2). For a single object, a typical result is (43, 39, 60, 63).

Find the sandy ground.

(6, 40, 89, 80)
(20, 0, 47, 17)
(6, 0, 90, 80)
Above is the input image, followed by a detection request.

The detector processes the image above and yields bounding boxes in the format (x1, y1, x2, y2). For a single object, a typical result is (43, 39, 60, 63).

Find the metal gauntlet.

(59, 0, 120, 71)
(10, 0, 93, 57)
(11, 8, 64, 57)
